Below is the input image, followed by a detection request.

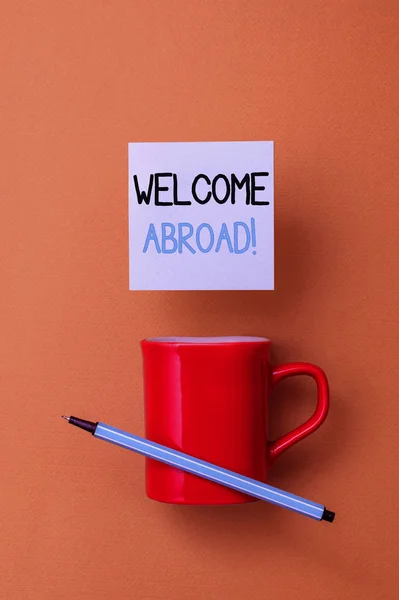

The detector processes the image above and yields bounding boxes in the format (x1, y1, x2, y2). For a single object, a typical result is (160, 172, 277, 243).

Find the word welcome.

(133, 172, 270, 206)
(143, 218, 257, 255)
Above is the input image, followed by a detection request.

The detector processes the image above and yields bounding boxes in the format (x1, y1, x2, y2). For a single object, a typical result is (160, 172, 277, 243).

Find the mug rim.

(142, 336, 270, 344)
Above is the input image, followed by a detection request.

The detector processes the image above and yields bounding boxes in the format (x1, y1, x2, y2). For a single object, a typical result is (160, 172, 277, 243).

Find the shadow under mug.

(141, 336, 329, 505)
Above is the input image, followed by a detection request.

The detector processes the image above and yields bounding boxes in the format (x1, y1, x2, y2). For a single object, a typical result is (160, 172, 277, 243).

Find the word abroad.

(143, 218, 257, 255)
(133, 172, 270, 206)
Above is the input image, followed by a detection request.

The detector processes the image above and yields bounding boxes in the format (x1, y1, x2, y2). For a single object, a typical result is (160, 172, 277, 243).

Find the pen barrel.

(94, 423, 325, 520)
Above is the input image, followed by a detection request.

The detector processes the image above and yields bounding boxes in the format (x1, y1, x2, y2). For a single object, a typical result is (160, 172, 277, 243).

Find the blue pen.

(62, 416, 335, 523)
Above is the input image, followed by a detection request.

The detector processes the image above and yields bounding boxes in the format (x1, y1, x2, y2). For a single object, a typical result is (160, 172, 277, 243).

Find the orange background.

(2, 2, 399, 599)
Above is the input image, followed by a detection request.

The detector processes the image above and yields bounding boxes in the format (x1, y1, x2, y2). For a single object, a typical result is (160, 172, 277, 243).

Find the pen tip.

(62, 415, 70, 421)
(322, 508, 335, 523)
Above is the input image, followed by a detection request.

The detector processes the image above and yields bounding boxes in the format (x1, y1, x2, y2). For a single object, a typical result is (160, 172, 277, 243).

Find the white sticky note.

(128, 141, 274, 290)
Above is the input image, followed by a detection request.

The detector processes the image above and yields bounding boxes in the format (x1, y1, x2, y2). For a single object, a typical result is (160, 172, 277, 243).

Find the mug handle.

(267, 362, 329, 464)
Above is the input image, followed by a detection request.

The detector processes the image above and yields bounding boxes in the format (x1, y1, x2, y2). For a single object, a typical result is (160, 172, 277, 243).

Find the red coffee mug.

(141, 336, 329, 505)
